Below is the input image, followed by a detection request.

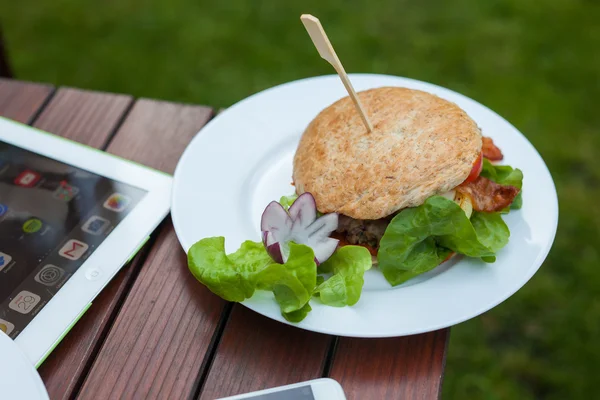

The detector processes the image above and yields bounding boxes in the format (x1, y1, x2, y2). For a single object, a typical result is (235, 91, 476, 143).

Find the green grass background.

(2, 0, 599, 398)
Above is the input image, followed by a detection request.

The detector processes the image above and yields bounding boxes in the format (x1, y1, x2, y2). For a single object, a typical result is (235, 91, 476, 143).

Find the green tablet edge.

(127, 236, 150, 264)
(36, 302, 92, 369)
(35, 235, 151, 368)
(0, 116, 172, 178)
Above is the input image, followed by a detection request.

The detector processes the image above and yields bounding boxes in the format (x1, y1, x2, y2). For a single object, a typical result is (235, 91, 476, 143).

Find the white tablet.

(0, 116, 172, 366)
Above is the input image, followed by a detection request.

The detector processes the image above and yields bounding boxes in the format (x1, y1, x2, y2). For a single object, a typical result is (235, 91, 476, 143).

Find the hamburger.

(292, 87, 522, 282)
(187, 86, 523, 323)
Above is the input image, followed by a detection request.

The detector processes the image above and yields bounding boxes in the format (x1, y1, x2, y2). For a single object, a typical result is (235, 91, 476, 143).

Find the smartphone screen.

(242, 385, 315, 400)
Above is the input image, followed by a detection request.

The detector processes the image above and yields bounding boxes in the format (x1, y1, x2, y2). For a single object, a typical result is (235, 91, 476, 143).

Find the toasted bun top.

(293, 87, 482, 220)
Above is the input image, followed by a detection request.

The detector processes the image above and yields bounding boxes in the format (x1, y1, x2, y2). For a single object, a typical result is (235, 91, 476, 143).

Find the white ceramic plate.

(172, 74, 558, 338)
(0, 331, 49, 400)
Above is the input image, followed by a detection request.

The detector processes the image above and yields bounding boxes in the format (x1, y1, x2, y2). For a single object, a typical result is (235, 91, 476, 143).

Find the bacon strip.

(482, 136, 503, 161)
(457, 176, 519, 212)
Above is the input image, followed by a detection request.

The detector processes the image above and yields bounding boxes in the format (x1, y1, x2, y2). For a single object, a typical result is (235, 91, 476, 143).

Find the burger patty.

(335, 215, 390, 248)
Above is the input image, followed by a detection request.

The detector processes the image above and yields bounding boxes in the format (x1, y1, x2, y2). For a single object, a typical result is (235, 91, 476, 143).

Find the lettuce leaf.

(378, 196, 509, 286)
(255, 243, 316, 313)
(481, 159, 523, 188)
(511, 192, 523, 210)
(188, 238, 317, 319)
(480, 159, 524, 210)
(187, 238, 269, 302)
(315, 246, 372, 307)
(279, 194, 298, 210)
(470, 212, 510, 252)
(283, 303, 312, 322)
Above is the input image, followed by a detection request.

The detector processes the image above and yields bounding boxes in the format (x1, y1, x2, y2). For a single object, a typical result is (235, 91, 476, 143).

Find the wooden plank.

(329, 329, 449, 400)
(38, 254, 146, 399)
(106, 99, 213, 173)
(0, 78, 53, 123)
(199, 306, 332, 400)
(27, 87, 134, 400)
(33, 87, 132, 148)
(77, 99, 221, 400)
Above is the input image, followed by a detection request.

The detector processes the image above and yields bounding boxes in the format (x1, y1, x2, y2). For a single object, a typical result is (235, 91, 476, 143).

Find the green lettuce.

(188, 238, 317, 320)
(315, 246, 372, 307)
(283, 303, 312, 323)
(187, 237, 372, 320)
(279, 194, 298, 210)
(378, 196, 509, 286)
(255, 244, 316, 313)
(187, 238, 269, 302)
(480, 159, 524, 209)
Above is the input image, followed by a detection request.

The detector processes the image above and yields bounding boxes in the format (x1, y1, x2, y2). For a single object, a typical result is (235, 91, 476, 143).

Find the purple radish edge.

(288, 192, 317, 218)
(260, 200, 290, 232)
(266, 242, 284, 264)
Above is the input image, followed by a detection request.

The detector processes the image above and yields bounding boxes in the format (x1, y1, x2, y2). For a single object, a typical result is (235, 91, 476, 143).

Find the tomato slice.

(464, 152, 483, 184)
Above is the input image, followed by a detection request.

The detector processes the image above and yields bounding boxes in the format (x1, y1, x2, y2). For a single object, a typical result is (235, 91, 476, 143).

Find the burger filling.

(334, 215, 390, 250)
(333, 137, 519, 254)
(333, 191, 473, 252)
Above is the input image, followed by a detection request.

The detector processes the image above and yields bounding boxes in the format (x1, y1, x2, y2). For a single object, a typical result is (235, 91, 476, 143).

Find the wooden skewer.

(300, 14, 373, 133)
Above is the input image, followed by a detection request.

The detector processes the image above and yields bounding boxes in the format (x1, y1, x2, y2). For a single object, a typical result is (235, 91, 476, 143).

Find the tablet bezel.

(0, 117, 172, 365)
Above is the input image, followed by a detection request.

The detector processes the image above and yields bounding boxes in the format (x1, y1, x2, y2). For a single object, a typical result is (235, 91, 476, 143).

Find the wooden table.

(0, 79, 449, 400)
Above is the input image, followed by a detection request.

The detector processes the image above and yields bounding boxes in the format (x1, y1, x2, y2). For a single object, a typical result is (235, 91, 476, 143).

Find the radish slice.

(301, 213, 338, 242)
(262, 231, 285, 264)
(311, 237, 339, 263)
(261, 193, 339, 264)
(288, 193, 317, 229)
(261, 201, 293, 241)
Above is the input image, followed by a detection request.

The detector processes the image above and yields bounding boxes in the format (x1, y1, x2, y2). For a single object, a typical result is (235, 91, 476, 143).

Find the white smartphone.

(217, 378, 346, 400)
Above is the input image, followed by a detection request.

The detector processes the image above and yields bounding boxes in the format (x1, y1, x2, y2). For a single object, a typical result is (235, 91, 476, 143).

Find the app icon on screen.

(0, 319, 14, 335)
(22, 218, 43, 234)
(53, 180, 79, 202)
(9, 291, 41, 314)
(14, 170, 41, 188)
(82, 216, 110, 235)
(0, 252, 12, 272)
(0, 203, 8, 218)
(103, 193, 130, 213)
(34, 265, 65, 286)
(58, 239, 89, 261)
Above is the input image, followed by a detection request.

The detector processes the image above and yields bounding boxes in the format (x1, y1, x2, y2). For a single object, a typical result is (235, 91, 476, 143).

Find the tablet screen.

(0, 140, 147, 338)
